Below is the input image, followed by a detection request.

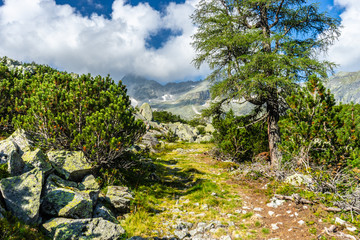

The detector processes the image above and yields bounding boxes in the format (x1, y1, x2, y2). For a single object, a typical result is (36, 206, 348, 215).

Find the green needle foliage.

(191, 0, 340, 168)
(281, 76, 360, 169)
(10, 66, 145, 168)
(212, 109, 268, 161)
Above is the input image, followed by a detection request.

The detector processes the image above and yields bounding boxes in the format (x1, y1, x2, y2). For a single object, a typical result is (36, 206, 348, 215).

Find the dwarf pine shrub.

(13, 68, 145, 168)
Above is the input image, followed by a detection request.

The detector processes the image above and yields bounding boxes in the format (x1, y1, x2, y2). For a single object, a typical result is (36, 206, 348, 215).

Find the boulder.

(0, 168, 43, 224)
(177, 124, 196, 142)
(42, 217, 125, 240)
(93, 203, 118, 223)
(204, 124, 215, 134)
(44, 174, 79, 194)
(0, 138, 24, 176)
(8, 129, 33, 154)
(140, 132, 159, 148)
(41, 187, 93, 219)
(285, 173, 313, 186)
(47, 151, 92, 181)
(105, 186, 133, 214)
(139, 103, 153, 121)
(22, 148, 52, 173)
(78, 174, 100, 191)
(195, 134, 213, 143)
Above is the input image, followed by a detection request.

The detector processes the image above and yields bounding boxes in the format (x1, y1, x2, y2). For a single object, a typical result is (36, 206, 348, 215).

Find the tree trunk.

(267, 97, 282, 169)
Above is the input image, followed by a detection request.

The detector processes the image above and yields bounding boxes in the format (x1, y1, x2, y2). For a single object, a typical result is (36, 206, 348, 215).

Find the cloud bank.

(0, 0, 208, 82)
(327, 0, 360, 72)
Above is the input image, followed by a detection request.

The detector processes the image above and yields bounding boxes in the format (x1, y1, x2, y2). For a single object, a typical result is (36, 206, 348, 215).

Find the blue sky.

(0, 0, 359, 82)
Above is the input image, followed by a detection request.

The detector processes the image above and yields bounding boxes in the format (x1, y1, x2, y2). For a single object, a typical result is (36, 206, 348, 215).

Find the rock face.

(42, 217, 125, 240)
(139, 103, 153, 121)
(0, 168, 43, 224)
(47, 151, 92, 181)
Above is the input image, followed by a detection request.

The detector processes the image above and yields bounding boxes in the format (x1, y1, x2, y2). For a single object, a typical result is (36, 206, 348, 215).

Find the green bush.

(212, 109, 268, 161)
(14, 70, 145, 168)
(280, 76, 360, 169)
(0, 63, 32, 134)
(152, 110, 186, 124)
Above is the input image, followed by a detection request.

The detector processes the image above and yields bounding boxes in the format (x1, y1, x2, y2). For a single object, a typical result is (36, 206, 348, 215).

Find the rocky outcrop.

(0, 168, 43, 224)
(42, 217, 125, 240)
(0, 130, 133, 237)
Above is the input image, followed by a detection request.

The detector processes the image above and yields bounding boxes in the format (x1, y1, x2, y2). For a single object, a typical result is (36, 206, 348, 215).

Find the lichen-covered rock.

(204, 124, 215, 134)
(41, 187, 93, 219)
(195, 134, 213, 143)
(105, 186, 133, 214)
(47, 151, 92, 181)
(44, 174, 79, 194)
(0, 138, 24, 176)
(93, 203, 118, 223)
(285, 173, 313, 186)
(22, 149, 52, 173)
(177, 124, 196, 142)
(8, 129, 33, 154)
(42, 217, 125, 240)
(0, 168, 43, 224)
(78, 174, 100, 191)
(139, 103, 153, 121)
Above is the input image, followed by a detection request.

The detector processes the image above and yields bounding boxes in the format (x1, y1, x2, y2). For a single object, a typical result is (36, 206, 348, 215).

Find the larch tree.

(191, 0, 340, 168)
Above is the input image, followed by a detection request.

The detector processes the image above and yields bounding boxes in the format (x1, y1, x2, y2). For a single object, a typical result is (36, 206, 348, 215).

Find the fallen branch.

(319, 225, 357, 240)
(274, 193, 314, 205)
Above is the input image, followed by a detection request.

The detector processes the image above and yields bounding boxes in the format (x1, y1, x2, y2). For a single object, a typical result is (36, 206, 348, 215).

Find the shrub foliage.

(0, 60, 145, 168)
(280, 76, 360, 169)
(212, 109, 268, 161)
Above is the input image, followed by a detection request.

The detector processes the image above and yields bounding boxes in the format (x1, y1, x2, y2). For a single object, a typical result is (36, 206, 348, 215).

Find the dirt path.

(123, 143, 358, 240)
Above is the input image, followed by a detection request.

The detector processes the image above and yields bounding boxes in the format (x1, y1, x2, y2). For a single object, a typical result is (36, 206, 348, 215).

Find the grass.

(120, 142, 248, 238)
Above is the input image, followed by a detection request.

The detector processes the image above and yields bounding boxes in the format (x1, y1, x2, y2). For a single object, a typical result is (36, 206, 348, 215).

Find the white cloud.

(0, 0, 208, 82)
(326, 0, 360, 72)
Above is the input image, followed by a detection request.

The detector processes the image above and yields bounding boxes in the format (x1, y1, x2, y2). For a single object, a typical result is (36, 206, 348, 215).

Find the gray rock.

(93, 203, 118, 223)
(285, 173, 313, 186)
(0, 168, 43, 224)
(177, 124, 196, 142)
(174, 230, 189, 239)
(47, 151, 92, 181)
(204, 124, 215, 134)
(22, 148, 52, 173)
(195, 134, 213, 143)
(140, 132, 159, 148)
(41, 187, 93, 219)
(8, 129, 33, 154)
(42, 217, 125, 240)
(44, 174, 79, 194)
(0, 138, 24, 176)
(105, 186, 133, 214)
(79, 174, 100, 191)
(139, 103, 153, 121)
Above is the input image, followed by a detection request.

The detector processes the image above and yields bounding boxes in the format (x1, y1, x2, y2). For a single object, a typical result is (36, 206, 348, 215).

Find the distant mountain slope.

(124, 71, 360, 119)
(325, 71, 360, 104)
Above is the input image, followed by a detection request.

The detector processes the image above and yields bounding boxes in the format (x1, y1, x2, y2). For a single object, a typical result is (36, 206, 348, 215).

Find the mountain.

(325, 71, 360, 104)
(124, 71, 360, 120)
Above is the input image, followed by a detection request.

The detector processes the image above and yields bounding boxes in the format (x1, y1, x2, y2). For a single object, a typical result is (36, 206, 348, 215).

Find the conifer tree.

(191, 0, 340, 168)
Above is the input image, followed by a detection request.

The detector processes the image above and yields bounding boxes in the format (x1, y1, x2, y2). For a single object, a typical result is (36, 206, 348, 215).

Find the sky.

(0, 0, 359, 83)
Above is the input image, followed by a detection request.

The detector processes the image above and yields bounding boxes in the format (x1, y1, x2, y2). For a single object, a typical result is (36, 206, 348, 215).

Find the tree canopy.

(191, 0, 340, 168)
